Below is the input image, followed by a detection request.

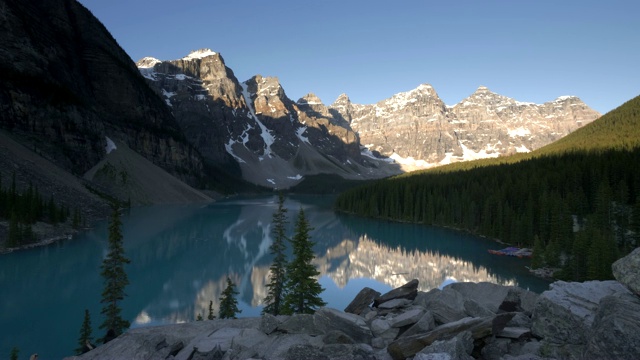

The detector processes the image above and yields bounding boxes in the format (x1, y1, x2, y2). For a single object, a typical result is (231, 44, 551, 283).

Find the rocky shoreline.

(66, 248, 640, 360)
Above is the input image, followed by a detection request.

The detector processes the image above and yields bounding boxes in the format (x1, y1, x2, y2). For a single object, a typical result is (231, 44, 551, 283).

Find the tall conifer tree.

(75, 309, 94, 355)
(219, 277, 241, 319)
(262, 193, 288, 315)
(283, 208, 326, 314)
(99, 205, 130, 340)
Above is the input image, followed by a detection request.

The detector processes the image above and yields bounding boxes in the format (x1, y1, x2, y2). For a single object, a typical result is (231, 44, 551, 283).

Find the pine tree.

(9, 347, 18, 360)
(207, 300, 215, 320)
(262, 193, 288, 316)
(283, 208, 326, 314)
(75, 309, 94, 355)
(219, 277, 241, 319)
(99, 205, 131, 340)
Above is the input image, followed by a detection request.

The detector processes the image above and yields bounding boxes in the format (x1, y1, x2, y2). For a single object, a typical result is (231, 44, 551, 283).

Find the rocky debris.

(531, 280, 629, 345)
(585, 292, 640, 359)
(68, 267, 640, 360)
(612, 246, 640, 296)
(345, 287, 381, 315)
(373, 278, 419, 307)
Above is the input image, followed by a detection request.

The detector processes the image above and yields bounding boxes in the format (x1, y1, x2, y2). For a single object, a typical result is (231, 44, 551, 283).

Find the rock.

(277, 314, 323, 336)
(423, 287, 467, 324)
(481, 338, 511, 360)
(322, 330, 356, 345)
(229, 328, 269, 352)
(447, 282, 538, 314)
(612, 246, 640, 296)
(498, 288, 525, 313)
(413, 354, 453, 360)
(401, 311, 436, 338)
(370, 318, 399, 345)
(283, 344, 328, 360)
(259, 314, 281, 335)
(258, 333, 324, 360)
(418, 331, 473, 360)
(373, 279, 419, 307)
(463, 299, 494, 318)
(321, 343, 374, 359)
(314, 307, 373, 344)
(389, 307, 425, 328)
(531, 280, 629, 345)
(585, 292, 640, 359)
(377, 298, 412, 310)
(387, 313, 515, 360)
(505, 312, 532, 329)
(497, 327, 531, 340)
(175, 327, 242, 360)
(345, 287, 381, 315)
(370, 319, 392, 337)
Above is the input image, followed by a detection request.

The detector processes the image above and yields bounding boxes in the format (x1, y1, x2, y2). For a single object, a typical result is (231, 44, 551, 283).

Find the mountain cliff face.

(0, 0, 203, 183)
(137, 50, 399, 188)
(330, 85, 600, 169)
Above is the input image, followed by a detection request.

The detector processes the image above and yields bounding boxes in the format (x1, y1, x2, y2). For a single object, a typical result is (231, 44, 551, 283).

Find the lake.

(0, 195, 549, 359)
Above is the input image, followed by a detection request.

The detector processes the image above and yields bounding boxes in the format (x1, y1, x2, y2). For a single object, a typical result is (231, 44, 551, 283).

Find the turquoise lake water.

(0, 195, 549, 359)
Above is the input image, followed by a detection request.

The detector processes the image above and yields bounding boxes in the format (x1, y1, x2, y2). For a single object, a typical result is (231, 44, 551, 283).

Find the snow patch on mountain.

(240, 82, 274, 158)
(182, 49, 217, 60)
(105, 136, 117, 154)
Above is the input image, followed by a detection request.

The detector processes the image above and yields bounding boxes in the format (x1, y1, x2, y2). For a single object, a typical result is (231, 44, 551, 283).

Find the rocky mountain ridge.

(137, 48, 600, 186)
(330, 84, 601, 170)
(137, 50, 399, 189)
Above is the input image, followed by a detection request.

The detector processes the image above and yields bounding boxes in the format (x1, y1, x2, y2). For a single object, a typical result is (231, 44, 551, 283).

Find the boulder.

(401, 311, 436, 338)
(387, 313, 515, 360)
(505, 312, 532, 329)
(370, 319, 392, 337)
(418, 331, 473, 360)
(370, 318, 400, 345)
(585, 292, 640, 359)
(277, 314, 323, 336)
(447, 282, 510, 313)
(612, 246, 640, 296)
(175, 327, 243, 359)
(531, 280, 629, 345)
(283, 344, 327, 360)
(378, 298, 412, 310)
(463, 299, 494, 318)
(373, 279, 419, 307)
(314, 307, 373, 344)
(322, 330, 355, 345)
(258, 333, 324, 360)
(259, 314, 281, 335)
(344, 287, 381, 315)
(389, 307, 426, 328)
(497, 327, 531, 340)
(423, 287, 467, 324)
(414, 354, 454, 360)
(481, 338, 510, 360)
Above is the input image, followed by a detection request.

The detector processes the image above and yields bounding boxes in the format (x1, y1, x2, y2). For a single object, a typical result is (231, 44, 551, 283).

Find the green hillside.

(336, 94, 640, 281)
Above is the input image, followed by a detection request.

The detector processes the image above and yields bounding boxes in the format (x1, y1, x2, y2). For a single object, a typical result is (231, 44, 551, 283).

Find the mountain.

(335, 94, 640, 281)
(329, 84, 600, 170)
(0, 0, 213, 244)
(137, 50, 400, 189)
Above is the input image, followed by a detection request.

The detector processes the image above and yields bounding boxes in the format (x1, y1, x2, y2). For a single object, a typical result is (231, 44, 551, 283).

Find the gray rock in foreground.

(612, 246, 640, 296)
(64, 272, 640, 360)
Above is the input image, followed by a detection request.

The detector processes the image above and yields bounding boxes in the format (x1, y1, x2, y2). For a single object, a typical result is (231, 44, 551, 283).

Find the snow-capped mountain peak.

(137, 57, 161, 68)
(182, 48, 217, 61)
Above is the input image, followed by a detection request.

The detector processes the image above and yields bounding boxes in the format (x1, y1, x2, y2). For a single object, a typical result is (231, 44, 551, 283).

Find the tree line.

(0, 172, 84, 248)
(335, 148, 640, 281)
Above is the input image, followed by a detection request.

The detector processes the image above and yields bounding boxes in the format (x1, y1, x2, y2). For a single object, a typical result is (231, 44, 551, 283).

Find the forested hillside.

(335, 95, 640, 281)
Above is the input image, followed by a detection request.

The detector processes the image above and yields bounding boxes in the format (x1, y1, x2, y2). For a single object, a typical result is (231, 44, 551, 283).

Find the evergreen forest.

(335, 95, 640, 281)
(0, 173, 78, 248)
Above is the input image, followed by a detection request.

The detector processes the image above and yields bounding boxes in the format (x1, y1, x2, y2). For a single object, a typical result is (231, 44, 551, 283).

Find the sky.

(77, 0, 639, 114)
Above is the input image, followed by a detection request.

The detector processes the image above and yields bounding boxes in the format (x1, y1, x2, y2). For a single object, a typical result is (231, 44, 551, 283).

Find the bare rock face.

(138, 53, 399, 188)
(612, 246, 640, 296)
(0, 0, 203, 183)
(329, 85, 600, 169)
(585, 292, 640, 359)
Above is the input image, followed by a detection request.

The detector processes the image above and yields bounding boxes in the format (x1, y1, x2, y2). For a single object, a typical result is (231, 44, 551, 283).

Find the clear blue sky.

(78, 0, 639, 114)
